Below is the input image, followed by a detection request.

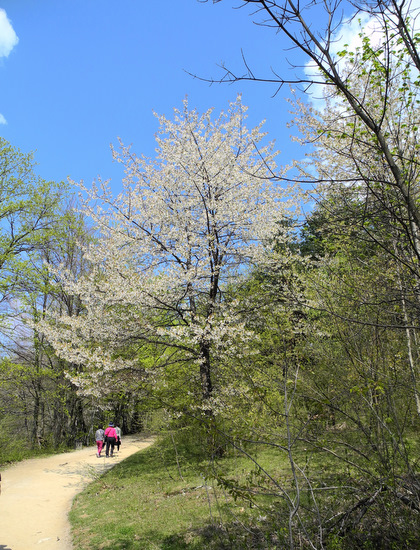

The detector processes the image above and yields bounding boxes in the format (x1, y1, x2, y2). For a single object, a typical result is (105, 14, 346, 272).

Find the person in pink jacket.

(104, 422, 118, 457)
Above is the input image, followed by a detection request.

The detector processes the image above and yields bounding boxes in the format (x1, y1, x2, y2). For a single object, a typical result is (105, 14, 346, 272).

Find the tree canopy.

(38, 97, 291, 408)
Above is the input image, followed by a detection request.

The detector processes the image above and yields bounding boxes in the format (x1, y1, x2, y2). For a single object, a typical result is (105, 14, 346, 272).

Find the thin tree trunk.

(199, 342, 213, 401)
(394, 243, 420, 416)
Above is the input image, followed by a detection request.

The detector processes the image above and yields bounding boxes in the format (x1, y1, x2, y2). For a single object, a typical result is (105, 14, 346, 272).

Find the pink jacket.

(104, 426, 117, 439)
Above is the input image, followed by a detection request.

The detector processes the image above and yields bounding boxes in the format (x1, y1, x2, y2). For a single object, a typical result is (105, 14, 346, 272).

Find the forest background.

(1, 1, 420, 548)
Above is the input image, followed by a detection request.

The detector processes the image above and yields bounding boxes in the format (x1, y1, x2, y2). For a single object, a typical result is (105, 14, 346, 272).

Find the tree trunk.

(199, 342, 213, 401)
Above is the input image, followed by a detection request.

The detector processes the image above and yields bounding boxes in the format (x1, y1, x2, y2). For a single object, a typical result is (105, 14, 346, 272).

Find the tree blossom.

(38, 96, 292, 405)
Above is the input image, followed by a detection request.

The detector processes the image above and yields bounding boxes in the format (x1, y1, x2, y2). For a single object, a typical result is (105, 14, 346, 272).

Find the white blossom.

(38, 97, 293, 400)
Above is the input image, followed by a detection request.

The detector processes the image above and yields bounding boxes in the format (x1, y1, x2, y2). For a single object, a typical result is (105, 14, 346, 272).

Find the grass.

(0, 437, 73, 467)
(69, 432, 420, 550)
(69, 435, 366, 549)
(69, 437, 294, 550)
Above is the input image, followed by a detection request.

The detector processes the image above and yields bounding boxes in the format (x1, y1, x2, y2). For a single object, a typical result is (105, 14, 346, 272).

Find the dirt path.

(0, 435, 154, 550)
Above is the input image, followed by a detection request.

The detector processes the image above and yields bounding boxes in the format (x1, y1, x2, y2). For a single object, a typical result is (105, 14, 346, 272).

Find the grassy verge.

(70, 433, 420, 549)
(69, 437, 292, 550)
(0, 438, 73, 467)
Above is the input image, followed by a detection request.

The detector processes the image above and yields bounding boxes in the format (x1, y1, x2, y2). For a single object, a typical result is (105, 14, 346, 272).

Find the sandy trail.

(0, 435, 154, 550)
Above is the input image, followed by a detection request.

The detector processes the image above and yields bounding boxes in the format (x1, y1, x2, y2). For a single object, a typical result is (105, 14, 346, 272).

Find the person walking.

(115, 425, 122, 451)
(95, 426, 105, 458)
(104, 422, 118, 457)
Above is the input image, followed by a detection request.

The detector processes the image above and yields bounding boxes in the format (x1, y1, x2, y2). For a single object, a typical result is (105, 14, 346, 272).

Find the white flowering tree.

(39, 97, 290, 411)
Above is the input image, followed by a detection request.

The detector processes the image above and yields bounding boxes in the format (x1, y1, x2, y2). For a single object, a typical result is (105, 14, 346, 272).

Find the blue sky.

(0, 0, 355, 193)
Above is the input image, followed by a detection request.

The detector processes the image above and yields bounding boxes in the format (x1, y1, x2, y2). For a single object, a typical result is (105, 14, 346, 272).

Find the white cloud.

(304, 3, 420, 107)
(330, 13, 383, 55)
(304, 13, 382, 106)
(0, 8, 19, 58)
(0, 113, 7, 125)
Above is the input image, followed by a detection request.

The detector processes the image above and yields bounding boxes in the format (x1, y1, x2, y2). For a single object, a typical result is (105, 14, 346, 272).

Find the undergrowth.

(69, 433, 420, 549)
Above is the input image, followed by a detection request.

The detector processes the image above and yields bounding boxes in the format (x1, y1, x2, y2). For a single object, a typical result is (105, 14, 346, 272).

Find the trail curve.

(0, 434, 154, 550)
